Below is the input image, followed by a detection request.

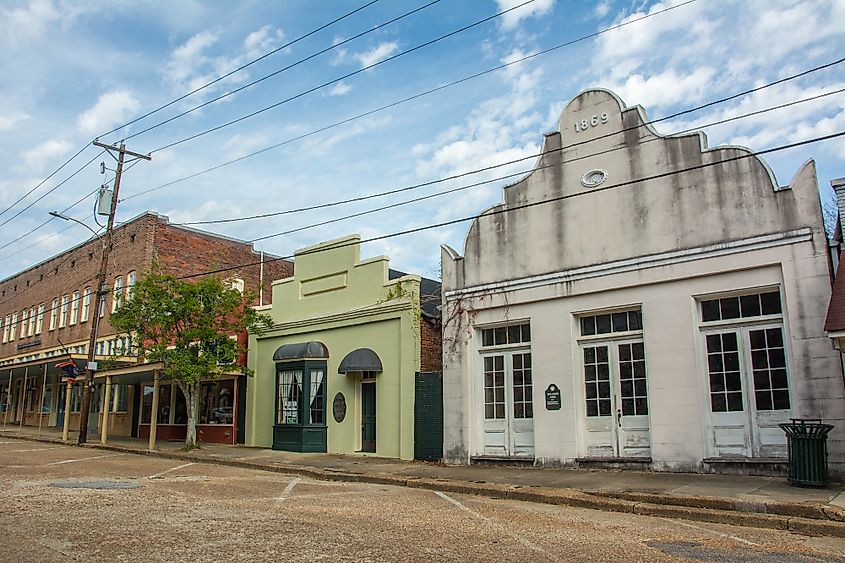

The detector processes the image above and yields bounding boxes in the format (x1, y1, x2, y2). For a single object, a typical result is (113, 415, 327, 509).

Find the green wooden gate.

(414, 371, 443, 461)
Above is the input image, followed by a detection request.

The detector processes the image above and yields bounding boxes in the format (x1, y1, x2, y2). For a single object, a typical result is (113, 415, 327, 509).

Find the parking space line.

(665, 518, 759, 546)
(45, 453, 123, 466)
(434, 491, 551, 558)
(274, 477, 301, 502)
(10, 447, 64, 453)
(147, 462, 195, 480)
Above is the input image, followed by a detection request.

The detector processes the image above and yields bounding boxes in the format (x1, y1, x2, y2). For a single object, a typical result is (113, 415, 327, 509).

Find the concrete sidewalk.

(3, 425, 845, 536)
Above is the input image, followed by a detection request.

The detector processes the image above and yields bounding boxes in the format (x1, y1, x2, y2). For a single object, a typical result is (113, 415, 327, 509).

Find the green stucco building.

(246, 235, 441, 460)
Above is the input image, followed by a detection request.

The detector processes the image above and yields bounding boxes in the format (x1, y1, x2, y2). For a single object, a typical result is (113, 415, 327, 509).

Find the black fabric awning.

(338, 348, 382, 374)
(273, 341, 330, 361)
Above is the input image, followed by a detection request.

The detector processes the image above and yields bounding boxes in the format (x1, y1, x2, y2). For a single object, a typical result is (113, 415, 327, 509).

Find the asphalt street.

(0, 441, 843, 562)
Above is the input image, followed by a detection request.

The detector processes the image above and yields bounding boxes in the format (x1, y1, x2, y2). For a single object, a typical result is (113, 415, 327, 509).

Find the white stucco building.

(441, 89, 845, 477)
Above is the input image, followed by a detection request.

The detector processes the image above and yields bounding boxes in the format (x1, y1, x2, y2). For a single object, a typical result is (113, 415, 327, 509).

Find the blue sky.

(0, 0, 843, 282)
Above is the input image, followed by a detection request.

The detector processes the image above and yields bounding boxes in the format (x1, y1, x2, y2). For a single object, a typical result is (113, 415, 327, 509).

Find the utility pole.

(77, 141, 150, 445)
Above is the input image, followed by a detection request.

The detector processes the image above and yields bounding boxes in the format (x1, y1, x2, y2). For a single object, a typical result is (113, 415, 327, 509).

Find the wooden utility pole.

(77, 141, 150, 445)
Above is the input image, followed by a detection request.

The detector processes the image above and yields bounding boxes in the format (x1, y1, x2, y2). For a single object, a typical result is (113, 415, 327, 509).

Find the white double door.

(703, 324, 792, 458)
(581, 340, 651, 458)
(479, 350, 535, 458)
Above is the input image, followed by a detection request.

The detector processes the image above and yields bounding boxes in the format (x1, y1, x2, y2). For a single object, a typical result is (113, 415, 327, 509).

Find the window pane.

(634, 379, 647, 396)
(495, 404, 505, 418)
(711, 393, 727, 412)
(585, 365, 596, 381)
(521, 324, 531, 342)
(755, 390, 773, 410)
(725, 372, 742, 392)
(494, 327, 507, 345)
(485, 404, 494, 419)
(628, 310, 642, 331)
(584, 347, 595, 363)
(706, 334, 722, 352)
(724, 352, 739, 372)
(507, 325, 521, 344)
(514, 403, 524, 418)
(632, 342, 645, 360)
(622, 398, 634, 415)
(766, 328, 783, 348)
(525, 403, 533, 418)
(760, 291, 781, 315)
(612, 312, 628, 332)
(749, 330, 765, 350)
(586, 401, 598, 417)
(772, 390, 790, 410)
(751, 350, 768, 369)
(720, 297, 740, 319)
(771, 369, 788, 389)
(753, 370, 770, 390)
(707, 354, 723, 373)
(599, 399, 611, 416)
(494, 356, 504, 371)
(596, 314, 611, 334)
(739, 294, 761, 317)
(709, 373, 725, 392)
(598, 381, 610, 398)
(635, 398, 648, 415)
(722, 333, 738, 351)
(482, 329, 493, 347)
(585, 383, 597, 399)
(727, 392, 744, 411)
(596, 346, 608, 363)
(702, 300, 720, 321)
(619, 344, 631, 362)
(620, 380, 633, 396)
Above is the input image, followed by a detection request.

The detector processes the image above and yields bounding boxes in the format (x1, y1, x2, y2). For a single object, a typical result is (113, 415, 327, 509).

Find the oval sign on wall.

(332, 392, 347, 423)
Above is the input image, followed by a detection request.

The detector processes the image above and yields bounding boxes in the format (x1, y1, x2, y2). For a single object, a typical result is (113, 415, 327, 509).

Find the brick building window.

(49, 299, 58, 330)
(127, 271, 136, 301)
(27, 307, 35, 336)
(81, 288, 91, 322)
(35, 304, 44, 334)
(112, 277, 124, 312)
(11, 312, 18, 340)
(1, 315, 7, 343)
(99, 292, 106, 318)
(19, 309, 28, 339)
(59, 295, 69, 328)
(70, 291, 80, 325)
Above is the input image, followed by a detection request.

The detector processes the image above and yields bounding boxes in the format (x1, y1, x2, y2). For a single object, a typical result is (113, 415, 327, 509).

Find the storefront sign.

(16, 339, 42, 351)
(332, 392, 347, 423)
(545, 384, 561, 411)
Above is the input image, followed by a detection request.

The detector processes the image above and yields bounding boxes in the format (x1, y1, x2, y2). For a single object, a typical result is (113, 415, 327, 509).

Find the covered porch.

(94, 363, 246, 449)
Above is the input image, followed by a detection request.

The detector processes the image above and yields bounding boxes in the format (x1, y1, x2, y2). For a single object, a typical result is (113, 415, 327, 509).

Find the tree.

(111, 272, 271, 449)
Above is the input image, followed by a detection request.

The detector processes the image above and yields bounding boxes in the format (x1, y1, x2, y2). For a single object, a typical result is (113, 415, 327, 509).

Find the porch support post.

(149, 370, 160, 450)
(3, 370, 11, 430)
(37, 364, 47, 435)
(19, 366, 28, 429)
(101, 376, 112, 445)
(62, 380, 73, 442)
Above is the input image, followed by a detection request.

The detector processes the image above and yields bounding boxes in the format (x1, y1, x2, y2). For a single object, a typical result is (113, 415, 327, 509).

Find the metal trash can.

(779, 419, 834, 487)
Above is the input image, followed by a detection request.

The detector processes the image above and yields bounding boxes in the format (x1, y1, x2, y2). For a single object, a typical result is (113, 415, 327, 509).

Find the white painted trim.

(446, 230, 812, 298)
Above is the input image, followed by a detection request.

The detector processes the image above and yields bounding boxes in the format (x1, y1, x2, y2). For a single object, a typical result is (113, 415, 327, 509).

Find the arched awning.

(338, 348, 383, 374)
(273, 341, 329, 361)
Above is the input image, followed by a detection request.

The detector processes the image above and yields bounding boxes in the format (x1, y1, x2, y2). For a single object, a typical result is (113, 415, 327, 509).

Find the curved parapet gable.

(445, 88, 824, 290)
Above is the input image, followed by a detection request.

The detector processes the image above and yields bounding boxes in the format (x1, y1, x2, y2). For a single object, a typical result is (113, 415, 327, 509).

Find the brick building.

(0, 211, 292, 444)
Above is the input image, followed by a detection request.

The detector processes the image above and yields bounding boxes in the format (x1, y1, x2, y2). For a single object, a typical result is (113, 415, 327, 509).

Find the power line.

(120, 0, 442, 142)
(0, 185, 102, 254)
(0, 144, 93, 221)
(119, 0, 696, 203)
(175, 130, 845, 280)
(245, 87, 845, 243)
(147, 0, 538, 154)
(0, 150, 105, 231)
(166, 56, 845, 228)
(97, 0, 382, 140)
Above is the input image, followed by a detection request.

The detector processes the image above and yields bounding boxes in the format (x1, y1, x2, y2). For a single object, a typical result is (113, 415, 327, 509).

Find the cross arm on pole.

(92, 141, 152, 161)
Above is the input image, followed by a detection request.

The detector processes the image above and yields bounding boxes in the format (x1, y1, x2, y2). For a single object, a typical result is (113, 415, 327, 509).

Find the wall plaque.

(545, 384, 561, 411)
(332, 392, 347, 423)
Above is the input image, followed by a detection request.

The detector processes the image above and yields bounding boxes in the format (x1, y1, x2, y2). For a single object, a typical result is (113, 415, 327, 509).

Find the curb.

(4, 432, 844, 538)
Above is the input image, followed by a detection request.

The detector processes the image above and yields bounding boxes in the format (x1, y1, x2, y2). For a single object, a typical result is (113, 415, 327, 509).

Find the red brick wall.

(0, 214, 158, 358)
(420, 315, 442, 373)
(153, 223, 292, 307)
(0, 213, 292, 363)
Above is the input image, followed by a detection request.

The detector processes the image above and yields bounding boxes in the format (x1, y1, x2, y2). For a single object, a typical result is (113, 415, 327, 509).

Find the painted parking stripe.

(434, 491, 551, 557)
(147, 462, 195, 480)
(11, 447, 64, 453)
(667, 518, 759, 547)
(274, 477, 301, 502)
(46, 453, 123, 466)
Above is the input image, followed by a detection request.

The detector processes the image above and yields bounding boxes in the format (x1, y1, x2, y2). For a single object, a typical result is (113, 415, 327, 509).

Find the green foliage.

(110, 272, 272, 385)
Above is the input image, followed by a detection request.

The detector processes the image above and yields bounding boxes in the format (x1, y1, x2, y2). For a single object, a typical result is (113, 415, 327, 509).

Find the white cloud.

(20, 138, 72, 174)
(0, 111, 31, 132)
(328, 81, 353, 96)
(496, 0, 554, 31)
(0, 0, 59, 45)
(609, 67, 717, 109)
(76, 90, 140, 135)
(356, 42, 399, 68)
(594, 1, 611, 19)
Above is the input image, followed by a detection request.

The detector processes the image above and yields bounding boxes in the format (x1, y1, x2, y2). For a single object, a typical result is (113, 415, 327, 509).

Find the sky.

(0, 0, 843, 283)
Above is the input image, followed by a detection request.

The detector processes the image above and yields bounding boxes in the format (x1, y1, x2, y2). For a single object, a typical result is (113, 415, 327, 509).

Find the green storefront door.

(361, 382, 376, 452)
